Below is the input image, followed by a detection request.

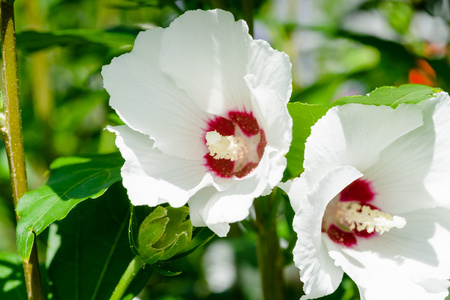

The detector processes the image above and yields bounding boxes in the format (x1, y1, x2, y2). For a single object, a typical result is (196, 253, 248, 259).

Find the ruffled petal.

(160, 9, 252, 116)
(364, 97, 445, 213)
(245, 74, 292, 154)
(108, 125, 213, 207)
(189, 185, 252, 237)
(325, 207, 450, 300)
(424, 92, 450, 207)
(102, 28, 209, 160)
(303, 104, 423, 188)
(189, 153, 274, 236)
(160, 9, 292, 116)
(278, 176, 308, 213)
(247, 39, 292, 102)
(288, 166, 363, 299)
(188, 187, 215, 227)
(245, 75, 292, 192)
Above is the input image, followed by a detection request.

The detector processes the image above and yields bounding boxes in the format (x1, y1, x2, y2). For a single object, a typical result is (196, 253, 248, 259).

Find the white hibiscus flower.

(280, 92, 450, 299)
(102, 9, 292, 237)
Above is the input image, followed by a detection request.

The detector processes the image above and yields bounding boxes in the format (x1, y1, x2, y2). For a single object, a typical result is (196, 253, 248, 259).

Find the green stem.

(0, 1, 44, 299)
(240, 4, 283, 299)
(110, 256, 144, 300)
(254, 190, 285, 300)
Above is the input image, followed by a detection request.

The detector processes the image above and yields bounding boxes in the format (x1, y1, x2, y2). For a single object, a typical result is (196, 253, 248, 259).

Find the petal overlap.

(103, 9, 293, 236)
(280, 92, 450, 299)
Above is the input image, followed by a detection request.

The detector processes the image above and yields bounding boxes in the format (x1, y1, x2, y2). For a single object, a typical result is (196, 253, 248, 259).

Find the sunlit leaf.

(16, 153, 124, 261)
(285, 102, 328, 179)
(333, 84, 439, 107)
(46, 183, 152, 300)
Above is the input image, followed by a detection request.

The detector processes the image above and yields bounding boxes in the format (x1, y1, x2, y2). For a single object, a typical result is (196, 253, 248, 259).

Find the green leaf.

(0, 252, 27, 300)
(16, 29, 136, 53)
(285, 102, 328, 179)
(16, 153, 124, 261)
(333, 84, 439, 107)
(47, 183, 151, 300)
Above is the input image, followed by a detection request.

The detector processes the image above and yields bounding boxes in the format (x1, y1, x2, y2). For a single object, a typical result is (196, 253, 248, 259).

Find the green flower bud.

(136, 206, 192, 265)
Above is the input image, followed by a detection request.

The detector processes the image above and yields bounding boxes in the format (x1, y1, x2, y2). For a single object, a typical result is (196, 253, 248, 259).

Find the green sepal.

(132, 206, 193, 265)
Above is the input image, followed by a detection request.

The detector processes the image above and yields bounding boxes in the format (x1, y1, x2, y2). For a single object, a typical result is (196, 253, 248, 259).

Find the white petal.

(188, 185, 251, 238)
(278, 175, 308, 213)
(160, 9, 251, 115)
(290, 166, 363, 299)
(189, 151, 279, 236)
(191, 172, 268, 235)
(160, 9, 291, 116)
(108, 125, 213, 207)
(245, 74, 292, 154)
(244, 76, 292, 191)
(424, 92, 450, 207)
(102, 28, 209, 160)
(303, 104, 423, 188)
(365, 95, 450, 213)
(262, 152, 288, 195)
(247, 39, 292, 102)
(183, 187, 232, 236)
(325, 207, 450, 300)
(374, 208, 450, 281)
(364, 100, 440, 213)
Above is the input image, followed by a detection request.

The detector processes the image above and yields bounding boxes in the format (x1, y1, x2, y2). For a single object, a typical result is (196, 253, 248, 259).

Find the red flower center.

(204, 110, 266, 178)
(324, 179, 378, 247)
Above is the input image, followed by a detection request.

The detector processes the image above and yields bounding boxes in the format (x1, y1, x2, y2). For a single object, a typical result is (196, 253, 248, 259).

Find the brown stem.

(1, 1, 44, 299)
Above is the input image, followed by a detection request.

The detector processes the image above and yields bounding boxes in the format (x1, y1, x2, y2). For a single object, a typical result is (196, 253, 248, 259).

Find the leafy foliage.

(16, 30, 136, 53)
(0, 252, 27, 300)
(46, 183, 152, 300)
(16, 153, 124, 261)
(0, 1, 447, 300)
(285, 102, 328, 179)
(333, 84, 440, 107)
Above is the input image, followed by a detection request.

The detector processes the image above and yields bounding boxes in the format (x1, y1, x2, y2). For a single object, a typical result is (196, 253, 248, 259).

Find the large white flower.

(102, 9, 292, 237)
(280, 92, 450, 299)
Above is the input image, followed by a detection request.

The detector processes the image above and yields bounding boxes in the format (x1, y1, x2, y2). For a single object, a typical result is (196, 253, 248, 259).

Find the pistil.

(336, 202, 406, 235)
(205, 130, 247, 161)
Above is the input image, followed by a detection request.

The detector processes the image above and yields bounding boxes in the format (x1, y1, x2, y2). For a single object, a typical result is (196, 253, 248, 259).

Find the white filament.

(336, 202, 406, 235)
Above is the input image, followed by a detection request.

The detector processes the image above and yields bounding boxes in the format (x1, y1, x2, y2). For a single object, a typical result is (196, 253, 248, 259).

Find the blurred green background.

(0, 0, 449, 299)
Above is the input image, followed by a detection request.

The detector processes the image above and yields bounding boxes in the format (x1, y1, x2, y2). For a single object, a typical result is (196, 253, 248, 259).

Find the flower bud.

(136, 206, 192, 265)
